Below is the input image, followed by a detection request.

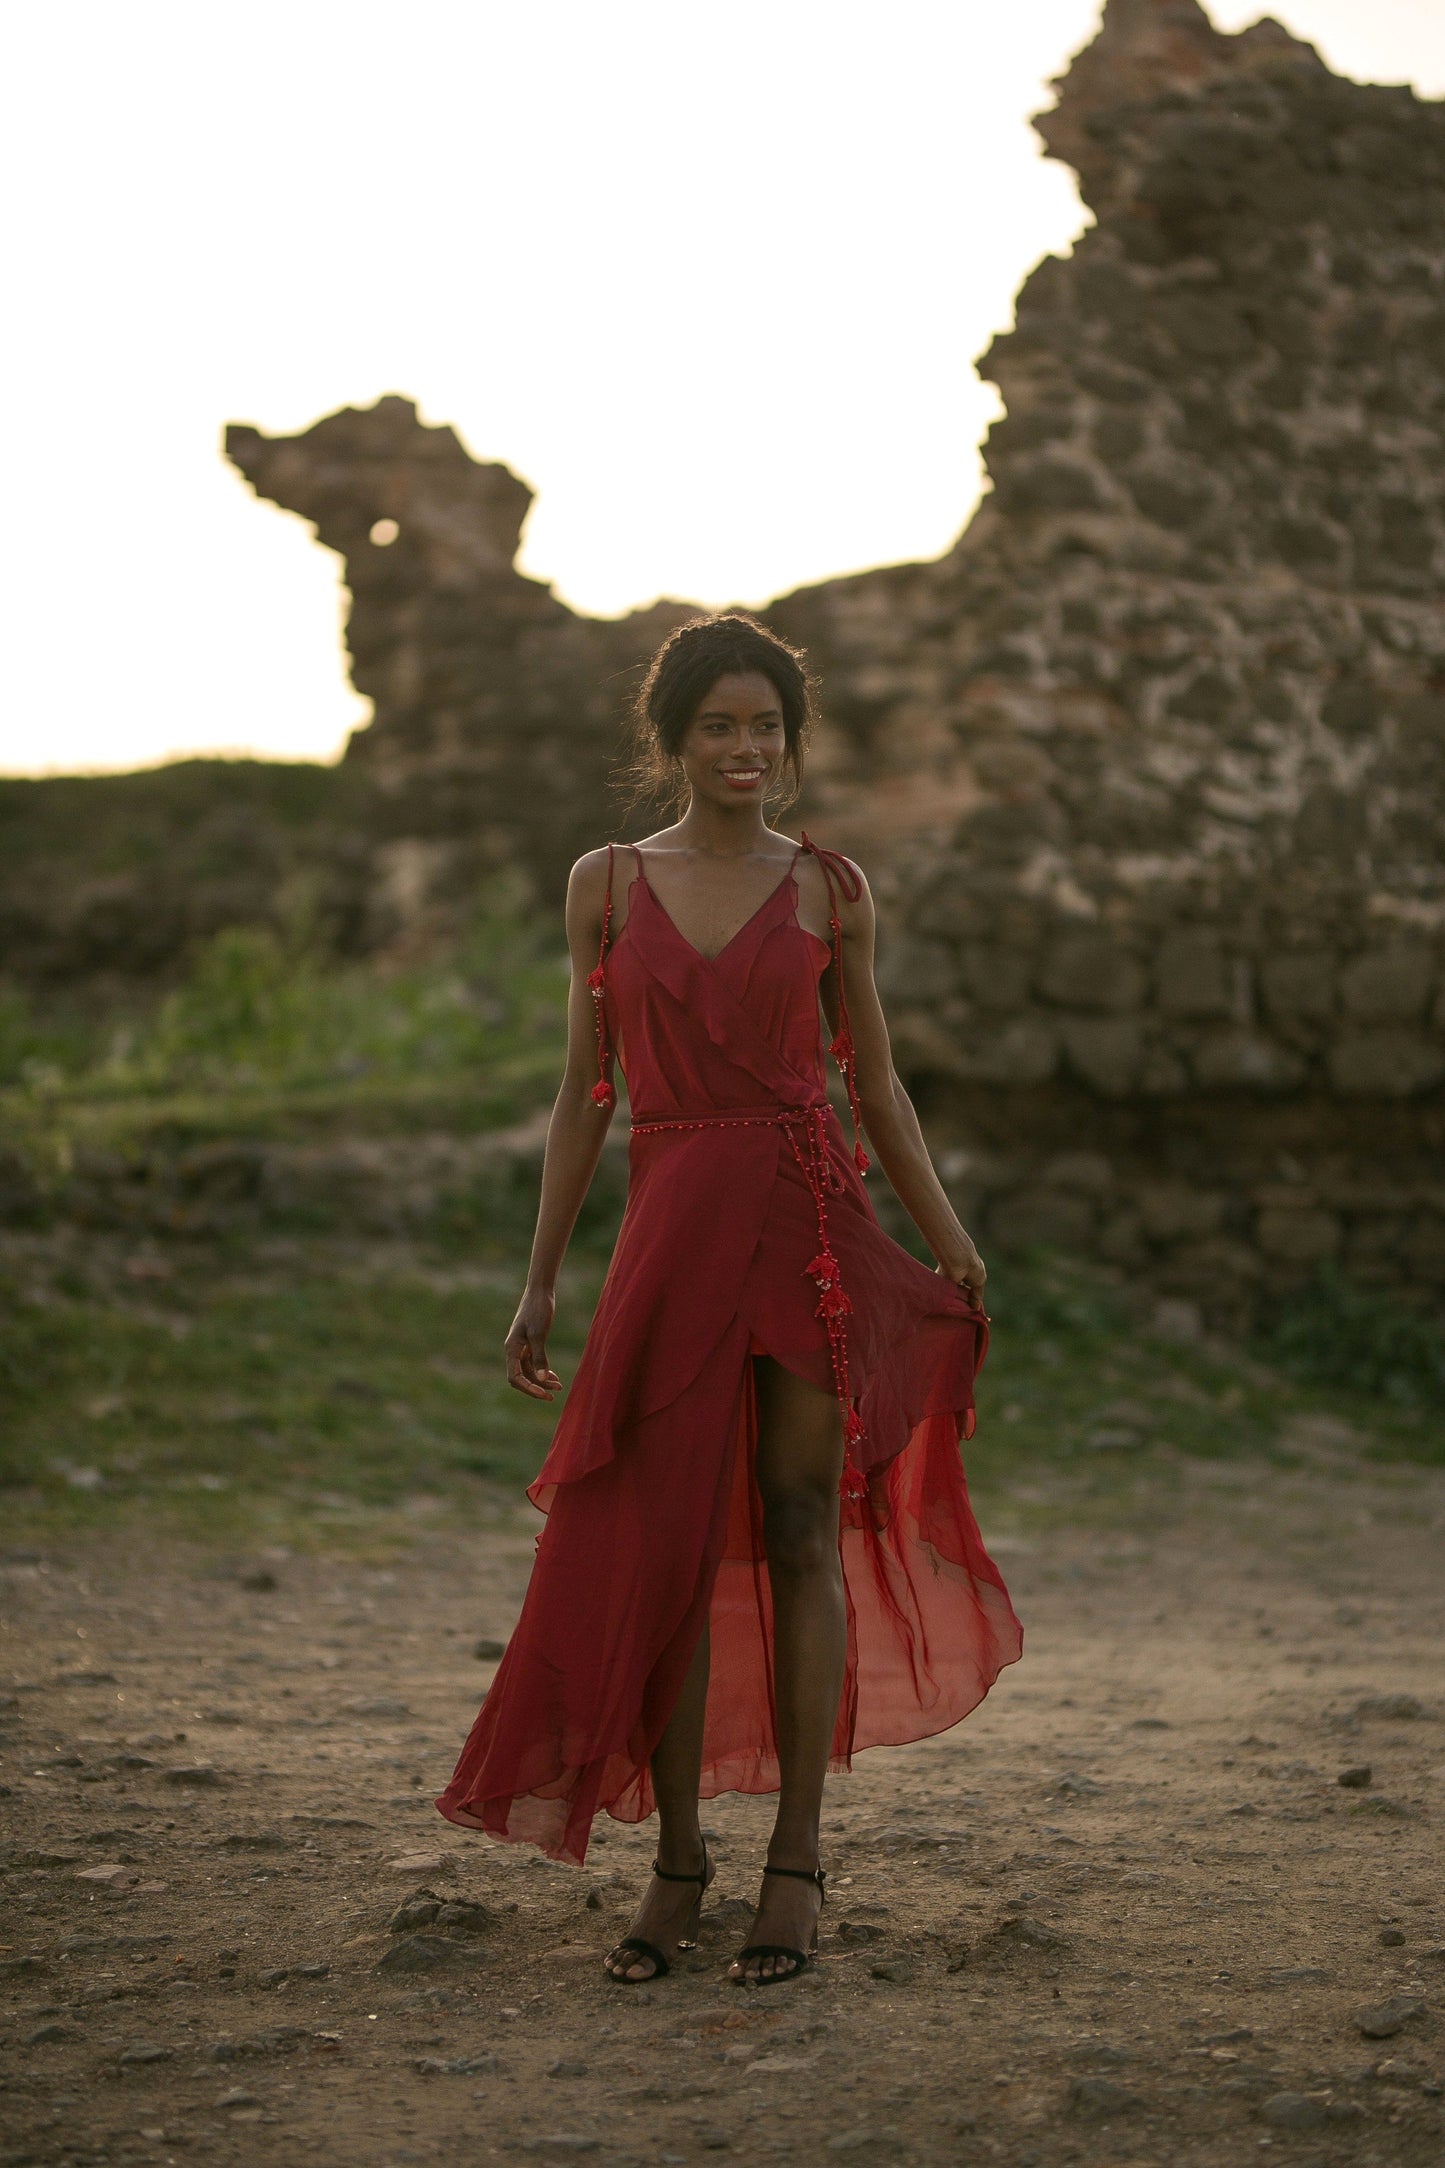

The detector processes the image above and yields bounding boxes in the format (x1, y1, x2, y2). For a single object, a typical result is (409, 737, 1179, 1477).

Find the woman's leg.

(728, 1354, 845, 1982)
(603, 1621, 712, 1979)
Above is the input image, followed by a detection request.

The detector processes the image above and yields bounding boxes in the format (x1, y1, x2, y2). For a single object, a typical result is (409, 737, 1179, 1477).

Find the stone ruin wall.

(220, 0, 1445, 1324)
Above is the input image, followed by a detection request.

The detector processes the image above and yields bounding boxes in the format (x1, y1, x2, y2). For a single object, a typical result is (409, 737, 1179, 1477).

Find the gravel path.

(2, 1454, 1442, 2166)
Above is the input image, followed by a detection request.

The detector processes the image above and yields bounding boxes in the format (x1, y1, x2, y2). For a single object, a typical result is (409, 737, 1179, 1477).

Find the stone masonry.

(220, 0, 1445, 1321)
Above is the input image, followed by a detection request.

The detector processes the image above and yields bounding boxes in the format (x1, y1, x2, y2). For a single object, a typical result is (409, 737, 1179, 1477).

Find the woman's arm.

(823, 860, 987, 1309)
(504, 849, 618, 1399)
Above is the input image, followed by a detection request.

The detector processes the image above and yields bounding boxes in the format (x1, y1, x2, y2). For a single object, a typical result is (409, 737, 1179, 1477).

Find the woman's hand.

(505, 1287, 562, 1399)
(935, 1237, 987, 1312)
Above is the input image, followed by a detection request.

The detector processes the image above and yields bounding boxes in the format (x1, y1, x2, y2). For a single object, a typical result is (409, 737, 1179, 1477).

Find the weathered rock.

(1355, 1694, 1427, 1721)
(1357, 1996, 1424, 2039)
(1260, 2092, 1329, 2131)
(387, 1890, 443, 1933)
(374, 1931, 479, 1975)
(1070, 2075, 1139, 2112)
(1336, 1765, 1373, 1789)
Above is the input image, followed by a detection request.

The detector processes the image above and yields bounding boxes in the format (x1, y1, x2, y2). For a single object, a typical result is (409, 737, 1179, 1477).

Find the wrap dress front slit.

(437, 833, 1022, 1864)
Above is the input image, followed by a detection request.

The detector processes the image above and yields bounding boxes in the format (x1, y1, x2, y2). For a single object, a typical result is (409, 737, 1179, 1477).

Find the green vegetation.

(1255, 1263, 1445, 1410)
(0, 897, 576, 1218)
(1, 904, 1438, 1553)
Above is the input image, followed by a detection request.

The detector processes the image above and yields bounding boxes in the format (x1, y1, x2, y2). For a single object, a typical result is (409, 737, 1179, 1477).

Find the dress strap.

(586, 845, 618, 1112)
(797, 831, 870, 1178)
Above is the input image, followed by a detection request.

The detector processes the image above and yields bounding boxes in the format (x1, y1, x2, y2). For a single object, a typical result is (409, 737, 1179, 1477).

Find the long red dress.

(436, 835, 1022, 1864)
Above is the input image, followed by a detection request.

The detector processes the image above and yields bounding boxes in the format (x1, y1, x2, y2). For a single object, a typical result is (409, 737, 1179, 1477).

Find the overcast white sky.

(2, 0, 1442, 776)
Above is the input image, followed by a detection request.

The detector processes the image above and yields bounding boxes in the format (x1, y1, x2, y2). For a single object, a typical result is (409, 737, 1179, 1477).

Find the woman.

(437, 613, 1022, 1985)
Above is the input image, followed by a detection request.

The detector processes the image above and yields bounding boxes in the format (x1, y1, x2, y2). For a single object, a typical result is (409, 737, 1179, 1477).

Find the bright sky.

(2, 0, 1443, 777)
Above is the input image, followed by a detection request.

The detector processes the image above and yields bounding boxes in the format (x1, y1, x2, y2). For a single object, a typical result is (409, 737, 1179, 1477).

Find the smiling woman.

(617, 613, 815, 822)
(436, 610, 1021, 1990)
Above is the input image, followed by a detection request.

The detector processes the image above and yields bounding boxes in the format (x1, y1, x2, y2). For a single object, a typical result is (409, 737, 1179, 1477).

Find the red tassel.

(838, 1461, 867, 1503)
(586, 964, 606, 993)
(804, 1250, 837, 1283)
(853, 1141, 871, 1173)
(590, 1079, 616, 1110)
(844, 1408, 866, 1446)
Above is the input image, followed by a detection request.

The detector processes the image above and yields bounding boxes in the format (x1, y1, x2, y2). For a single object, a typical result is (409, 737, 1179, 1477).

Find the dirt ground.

(2, 1452, 1443, 2168)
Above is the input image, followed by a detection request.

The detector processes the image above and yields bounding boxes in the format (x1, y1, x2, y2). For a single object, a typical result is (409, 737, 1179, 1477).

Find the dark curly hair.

(616, 612, 817, 817)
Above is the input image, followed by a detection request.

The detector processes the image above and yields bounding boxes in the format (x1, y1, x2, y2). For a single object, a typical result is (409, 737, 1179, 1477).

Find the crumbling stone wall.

(217, 0, 1445, 1321)
(791, 0, 1445, 1320)
(225, 397, 694, 915)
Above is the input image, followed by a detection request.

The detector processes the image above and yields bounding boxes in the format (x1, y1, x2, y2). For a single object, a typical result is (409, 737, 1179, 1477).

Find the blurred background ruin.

(5, 0, 1445, 1541)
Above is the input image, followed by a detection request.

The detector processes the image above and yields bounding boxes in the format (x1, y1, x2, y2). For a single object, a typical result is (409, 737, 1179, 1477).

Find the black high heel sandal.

(603, 1843, 711, 1983)
(730, 1863, 826, 1985)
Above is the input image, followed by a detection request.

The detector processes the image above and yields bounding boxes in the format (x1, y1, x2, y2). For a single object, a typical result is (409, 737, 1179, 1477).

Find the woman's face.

(677, 671, 786, 808)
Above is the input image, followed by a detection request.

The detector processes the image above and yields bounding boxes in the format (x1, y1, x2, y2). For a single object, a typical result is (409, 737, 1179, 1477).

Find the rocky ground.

(1, 1453, 1442, 2168)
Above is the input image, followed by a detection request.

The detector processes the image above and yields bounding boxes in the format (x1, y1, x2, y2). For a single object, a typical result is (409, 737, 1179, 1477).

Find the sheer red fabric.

(436, 836, 1023, 1864)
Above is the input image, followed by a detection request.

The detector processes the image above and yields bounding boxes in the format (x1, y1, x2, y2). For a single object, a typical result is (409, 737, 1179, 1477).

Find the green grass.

(1, 898, 576, 1222)
(0, 1231, 608, 1548)
(2, 905, 1438, 1554)
(2, 1227, 1436, 1556)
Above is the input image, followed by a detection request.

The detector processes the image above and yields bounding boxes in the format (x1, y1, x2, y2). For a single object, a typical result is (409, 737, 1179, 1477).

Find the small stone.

(434, 1898, 495, 1938)
(259, 1968, 289, 1989)
(27, 2022, 84, 2044)
(293, 1961, 329, 1978)
(1337, 1765, 1373, 1788)
(546, 2058, 589, 2078)
(1260, 2092, 1329, 2131)
(1130, 1717, 1170, 1731)
(240, 1570, 277, 1592)
(1355, 1694, 1426, 1720)
(1379, 1927, 1406, 1946)
(17, 1848, 83, 1867)
(387, 1851, 456, 1876)
(75, 1863, 137, 1887)
(520, 2141, 600, 2157)
(993, 1915, 1067, 1950)
(1265, 1965, 1332, 1985)
(162, 1763, 223, 1786)
(837, 1920, 884, 1944)
(340, 1696, 411, 1719)
(1357, 1995, 1424, 2039)
(217, 2088, 261, 2107)
(416, 2052, 501, 2075)
(473, 1639, 507, 1660)
(375, 1932, 471, 1975)
(388, 1892, 442, 1933)
(1053, 1773, 1102, 1797)
(869, 1959, 915, 1984)
(118, 2043, 173, 2065)
(1069, 2076, 1138, 2112)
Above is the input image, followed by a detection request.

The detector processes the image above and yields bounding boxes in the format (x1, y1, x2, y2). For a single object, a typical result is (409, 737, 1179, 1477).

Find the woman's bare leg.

(603, 1623, 712, 1979)
(727, 1355, 845, 1982)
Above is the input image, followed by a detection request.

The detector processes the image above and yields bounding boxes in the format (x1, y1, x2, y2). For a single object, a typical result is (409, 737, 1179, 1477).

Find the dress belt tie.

(630, 1102, 868, 1504)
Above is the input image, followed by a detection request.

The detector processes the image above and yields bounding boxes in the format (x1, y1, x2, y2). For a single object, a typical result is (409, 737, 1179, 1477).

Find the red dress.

(436, 835, 1022, 1864)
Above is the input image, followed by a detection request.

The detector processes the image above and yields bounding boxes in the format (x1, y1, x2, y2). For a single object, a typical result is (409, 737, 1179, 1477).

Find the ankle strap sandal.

(731, 1863, 827, 1986)
(604, 1844, 711, 1984)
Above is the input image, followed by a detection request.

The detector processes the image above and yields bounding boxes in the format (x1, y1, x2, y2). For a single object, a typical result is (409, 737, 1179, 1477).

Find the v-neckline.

(635, 847, 803, 965)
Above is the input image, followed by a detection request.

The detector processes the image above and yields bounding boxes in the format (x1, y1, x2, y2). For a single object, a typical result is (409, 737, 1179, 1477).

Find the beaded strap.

(586, 842, 617, 1110)
(797, 832, 870, 1176)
